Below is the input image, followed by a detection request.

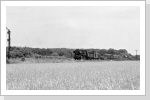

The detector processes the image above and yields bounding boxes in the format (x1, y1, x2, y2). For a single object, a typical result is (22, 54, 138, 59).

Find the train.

(73, 49, 100, 60)
(73, 49, 121, 60)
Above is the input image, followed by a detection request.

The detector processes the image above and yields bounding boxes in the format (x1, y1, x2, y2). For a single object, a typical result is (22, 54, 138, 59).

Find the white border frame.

(1, 1, 145, 95)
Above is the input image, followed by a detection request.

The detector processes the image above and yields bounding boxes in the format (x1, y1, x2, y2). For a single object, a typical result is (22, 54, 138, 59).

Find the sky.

(6, 6, 140, 55)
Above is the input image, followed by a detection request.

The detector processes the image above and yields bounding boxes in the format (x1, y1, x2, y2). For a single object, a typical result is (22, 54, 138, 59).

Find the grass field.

(6, 61, 140, 90)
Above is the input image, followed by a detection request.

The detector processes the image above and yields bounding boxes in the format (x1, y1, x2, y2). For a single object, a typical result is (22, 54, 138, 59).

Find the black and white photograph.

(1, 1, 145, 95)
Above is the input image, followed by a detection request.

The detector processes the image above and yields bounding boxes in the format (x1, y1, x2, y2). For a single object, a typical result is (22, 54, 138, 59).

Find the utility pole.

(135, 50, 138, 60)
(6, 27, 11, 59)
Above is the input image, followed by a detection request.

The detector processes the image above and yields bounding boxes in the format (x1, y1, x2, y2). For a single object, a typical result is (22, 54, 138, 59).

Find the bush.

(21, 57, 25, 61)
(6, 58, 10, 64)
(51, 52, 59, 56)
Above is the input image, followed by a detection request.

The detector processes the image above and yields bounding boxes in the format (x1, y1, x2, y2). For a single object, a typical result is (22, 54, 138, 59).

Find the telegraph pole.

(135, 50, 138, 60)
(6, 27, 11, 59)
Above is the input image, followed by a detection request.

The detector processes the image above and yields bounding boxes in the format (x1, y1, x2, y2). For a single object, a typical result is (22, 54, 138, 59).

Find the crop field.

(6, 61, 140, 90)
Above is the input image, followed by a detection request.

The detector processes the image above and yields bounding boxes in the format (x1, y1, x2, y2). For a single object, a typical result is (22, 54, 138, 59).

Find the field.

(6, 61, 140, 90)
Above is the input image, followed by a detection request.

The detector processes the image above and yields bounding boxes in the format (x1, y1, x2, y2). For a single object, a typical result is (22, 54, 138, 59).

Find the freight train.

(73, 49, 121, 60)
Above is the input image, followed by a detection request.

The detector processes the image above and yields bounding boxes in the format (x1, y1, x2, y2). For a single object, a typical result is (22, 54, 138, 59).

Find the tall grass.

(6, 61, 140, 90)
(6, 57, 74, 64)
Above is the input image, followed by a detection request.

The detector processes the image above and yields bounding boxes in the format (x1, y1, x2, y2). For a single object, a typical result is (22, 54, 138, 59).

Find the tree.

(21, 47, 33, 57)
(51, 52, 59, 56)
(58, 52, 64, 56)
(107, 48, 115, 54)
(9, 50, 23, 58)
(118, 49, 128, 54)
(99, 49, 107, 55)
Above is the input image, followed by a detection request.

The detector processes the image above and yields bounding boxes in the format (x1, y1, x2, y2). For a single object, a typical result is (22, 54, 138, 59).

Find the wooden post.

(135, 50, 138, 60)
(6, 27, 11, 59)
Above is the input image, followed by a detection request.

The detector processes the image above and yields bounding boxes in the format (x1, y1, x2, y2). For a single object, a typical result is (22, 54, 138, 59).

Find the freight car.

(86, 51, 99, 60)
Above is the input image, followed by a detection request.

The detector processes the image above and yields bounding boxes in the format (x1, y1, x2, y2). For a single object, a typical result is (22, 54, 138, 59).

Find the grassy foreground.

(6, 61, 140, 90)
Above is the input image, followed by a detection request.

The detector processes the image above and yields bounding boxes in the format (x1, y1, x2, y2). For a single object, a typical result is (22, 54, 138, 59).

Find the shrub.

(51, 52, 59, 56)
(21, 57, 25, 61)
(6, 58, 10, 64)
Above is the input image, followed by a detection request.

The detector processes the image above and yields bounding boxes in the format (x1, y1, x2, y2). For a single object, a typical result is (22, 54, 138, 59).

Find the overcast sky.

(6, 6, 140, 55)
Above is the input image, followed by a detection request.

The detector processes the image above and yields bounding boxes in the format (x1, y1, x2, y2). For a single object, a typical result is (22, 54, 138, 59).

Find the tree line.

(6, 46, 139, 60)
